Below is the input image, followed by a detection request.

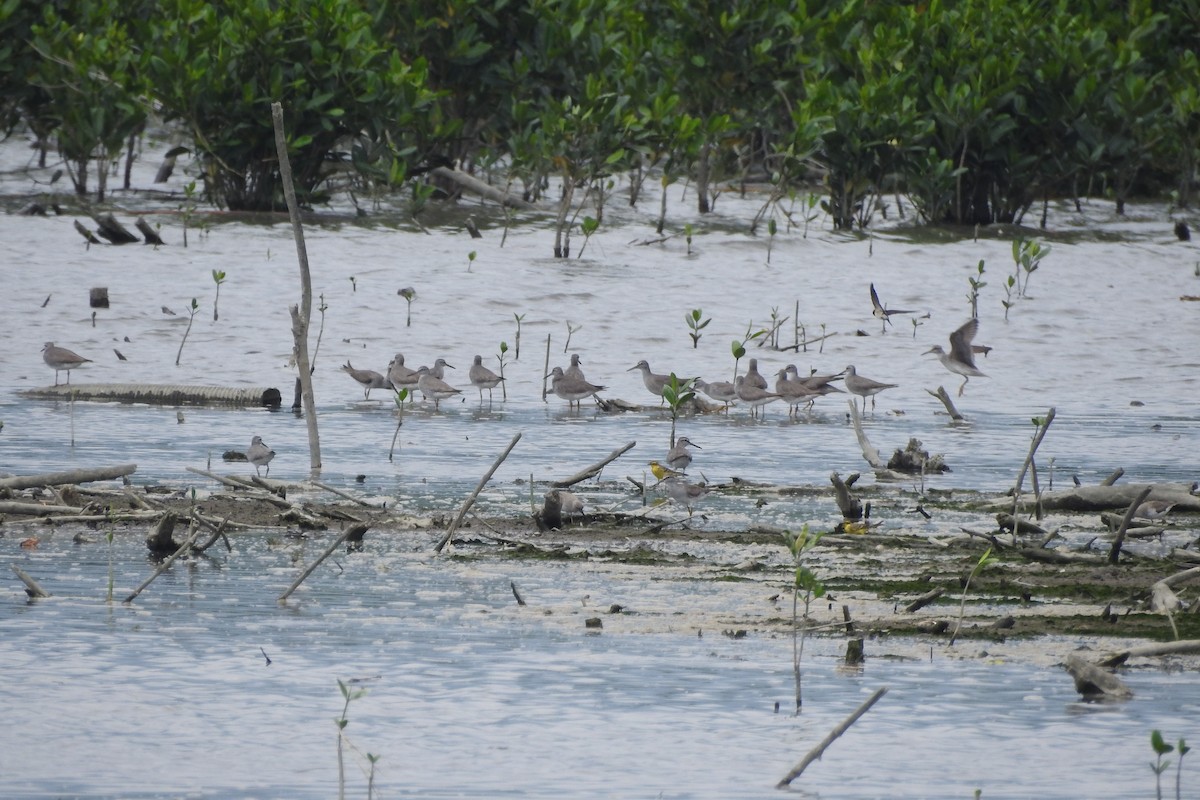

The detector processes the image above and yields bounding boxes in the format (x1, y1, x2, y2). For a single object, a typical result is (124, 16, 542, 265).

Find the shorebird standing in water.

(246, 436, 275, 477)
(924, 319, 988, 396)
(416, 366, 462, 410)
(843, 365, 897, 412)
(468, 355, 504, 403)
(547, 366, 605, 410)
(42, 342, 91, 385)
(342, 361, 389, 400)
(665, 436, 700, 472)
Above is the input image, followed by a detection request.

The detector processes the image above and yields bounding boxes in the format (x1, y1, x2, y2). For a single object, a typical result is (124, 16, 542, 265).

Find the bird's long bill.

(626, 365, 638, 371)
(921, 347, 937, 355)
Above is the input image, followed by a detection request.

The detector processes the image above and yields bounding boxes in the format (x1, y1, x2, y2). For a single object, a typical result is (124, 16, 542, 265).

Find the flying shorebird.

(341, 361, 389, 400)
(843, 365, 897, 411)
(870, 283, 915, 333)
(246, 435, 275, 477)
(666, 436, 701, 472)
(468, 355, 504, 402)
(547, 366, 605, 409)
(42, 342, 91, 385)
(924, 318, 988, 396)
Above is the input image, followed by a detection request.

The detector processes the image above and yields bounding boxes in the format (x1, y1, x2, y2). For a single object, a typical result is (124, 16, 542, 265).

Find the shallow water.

(5, 530, 1200, 799)
(1, 139, 1199, 798)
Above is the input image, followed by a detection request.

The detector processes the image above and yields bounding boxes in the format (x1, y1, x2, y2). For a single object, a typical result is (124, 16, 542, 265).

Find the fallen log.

(1026, 483, 1200, 514)
(22, 384, 282, 408)
(135, 217, 165, 245)
(904, 587, 945, 613)
(1099, 639, 1200, 667)
(0, 464, 137, 490)
(74, 219, 101, 245)
(429, 166, 534, 209)
(94, 213, 139, 244)
(0, 501, 84, 516)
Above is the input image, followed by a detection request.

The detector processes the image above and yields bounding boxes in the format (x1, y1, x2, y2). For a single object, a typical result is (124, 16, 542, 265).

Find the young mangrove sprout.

(1012, 236, 1050, 298)
(388, 388, 408, 462)
(686, 308, 710, 349)
(949, 546, 999, 646)
(564, 320, 581, 353)
(496, 341, 510, 401)
(767, 217, 777, 263)
(577, 216, 600, 258)
(397, 287, 415, 327)
(967, 259, 986, 319)
(180, 179, 197, 248)
(684, 223, 693, 256)
(467, 250, 477, 272)
(662, 373, 696, 448)
(1149, 730, 1188, 800)
(783, 524, 825, 712)
(175, 297, 198, 366)
(513, 313, 524, 360)
(211, 269, 226, 321)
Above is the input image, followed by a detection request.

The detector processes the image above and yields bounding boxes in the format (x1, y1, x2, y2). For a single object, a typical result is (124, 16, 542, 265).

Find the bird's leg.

(958, 377, 968, 397)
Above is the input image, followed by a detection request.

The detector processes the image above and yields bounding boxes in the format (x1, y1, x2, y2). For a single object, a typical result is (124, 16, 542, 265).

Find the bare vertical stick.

(435, 432, 522, 553)
(541, 334, 552, 401)
(776, 687, 889, 788)
(271, 101, 322, 475)
(1012, 407, 1055, 529)
(277, 527, 359, 602)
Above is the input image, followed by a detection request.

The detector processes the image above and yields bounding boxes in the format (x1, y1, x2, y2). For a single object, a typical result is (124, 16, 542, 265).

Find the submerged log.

(135, 217, 165, 245)
(0, 464, 136, 490)
(22, 383, 282, 408)
(74, 219, 101, 245)
(429, 166, 534, 209)
(93, 213, 139, 244)
(1064, 654, 1133, 700)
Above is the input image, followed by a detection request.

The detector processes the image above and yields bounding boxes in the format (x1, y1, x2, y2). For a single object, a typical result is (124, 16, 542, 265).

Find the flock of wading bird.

(38, 284, 990, 516)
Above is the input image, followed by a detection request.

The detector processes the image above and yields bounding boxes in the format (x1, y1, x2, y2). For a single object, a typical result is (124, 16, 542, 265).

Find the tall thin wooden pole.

(271, 102, 321, 475)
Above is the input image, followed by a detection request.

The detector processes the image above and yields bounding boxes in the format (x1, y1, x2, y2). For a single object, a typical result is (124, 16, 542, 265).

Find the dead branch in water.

(0, 464, 137, 490)
(277, 525, 365, 602)
(1108, 486, 1153, 565)
(1099, 638, 1200, 667)
(435, 432, 522, 553)
(124, 521, 202, 604)
(776, 687, 889, 788)
(11, 564, 51, 598)
(553, 441, 636, 487)
(846, 399, 884, 469)
(925, 386, 964, 421)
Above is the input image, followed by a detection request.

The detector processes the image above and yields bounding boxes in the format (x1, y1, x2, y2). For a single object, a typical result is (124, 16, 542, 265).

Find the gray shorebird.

(1135, 500, 1177, 522)
(547, 366, 605, 409)
(342, 361, 389, 400)
(775, 368, 819, 418)
(422, 357, 455, 380)
(870, 283, 914, 333)
(468, 354, 504, 402)
(564, 353, 586, 381)
(694, 378, 737, 410)
(666, 436, 701, 472)
(42, 342, 91, 385)
(246, 435, 275, 477)
(843, 365, 896, 411)
(416, 366, 461, 409)
(735, 375, 781, 419)
(628, 359, 672, 402)
(925, 319, 988, 396)
(386, 353, 419, 392)
(663, 476, 709, 516)
(744, 358, 768, 390)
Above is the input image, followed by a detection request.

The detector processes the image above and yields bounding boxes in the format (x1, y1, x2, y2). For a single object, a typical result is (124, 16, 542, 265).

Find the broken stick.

(776, 687, 889, 788)
(435, 432, 522, 553)
(277, 525, 364, 602)
(553, 441, 636, 488)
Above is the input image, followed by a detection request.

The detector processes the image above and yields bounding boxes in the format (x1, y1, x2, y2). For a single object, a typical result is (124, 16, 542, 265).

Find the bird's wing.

(870, 283, 884, 314)
(948, 318, 980, 364)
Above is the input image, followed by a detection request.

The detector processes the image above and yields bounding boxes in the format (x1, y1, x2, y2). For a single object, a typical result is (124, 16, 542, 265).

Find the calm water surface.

(1, 140, 1198, 798)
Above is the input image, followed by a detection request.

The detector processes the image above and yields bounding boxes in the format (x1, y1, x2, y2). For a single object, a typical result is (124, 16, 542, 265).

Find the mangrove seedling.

(388, 388, 408, 461)
(513, 313, 524, 360)
(175, 297, 198, 366)
(662, 373, 696, 448)
(577, 216, 600, 259)
(467, 250, 477, 272)
(684, 223, 693, 256)
(1012, 237, 1049, 298)
(1149, 730, 1185, 800)
(731, 339, 747, 383)
(496, 341, 510, 401)
(311, 294, 328, 371)
(397, 287, 415, 327)
(1003, 274, 1016, 320)
(211, 269, 226, 322)
(783, 524, 825, 712)
(180, 179, 197, 248)
(564, 320, 581, 353)
(967, 259, 986, 319)
(686, 308, 710, 349)
(801, 192, 821, 238)
(949, 546, 999, 645)
(766, 217, 777, 263)
(335, 678, 373, 800)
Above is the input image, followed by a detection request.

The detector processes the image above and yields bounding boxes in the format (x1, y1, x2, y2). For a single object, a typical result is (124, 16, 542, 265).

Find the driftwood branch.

(776, 687, 889, 788)
(846, 399, 885, 469)
(1021, 483, 1200, 513)
(904, 587, 944, 613)
(925, 386, 964, 421)
(1108, 486, 1152, 565)
(430, 166, 534, 209)
(11, 564, 51, 598)
(1099, 639, 1200, 667)
(553, 441, 636, 487)
(277, 526, 362, 602)
(307, 479, 379, 508)
(0, 464, 137, 490)
(830, 472, 863, 520)
(435, 432, 522, 553)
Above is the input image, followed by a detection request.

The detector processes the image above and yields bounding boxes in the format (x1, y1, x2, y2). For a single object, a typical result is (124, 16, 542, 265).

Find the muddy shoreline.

(6, 474, 1198, 675)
